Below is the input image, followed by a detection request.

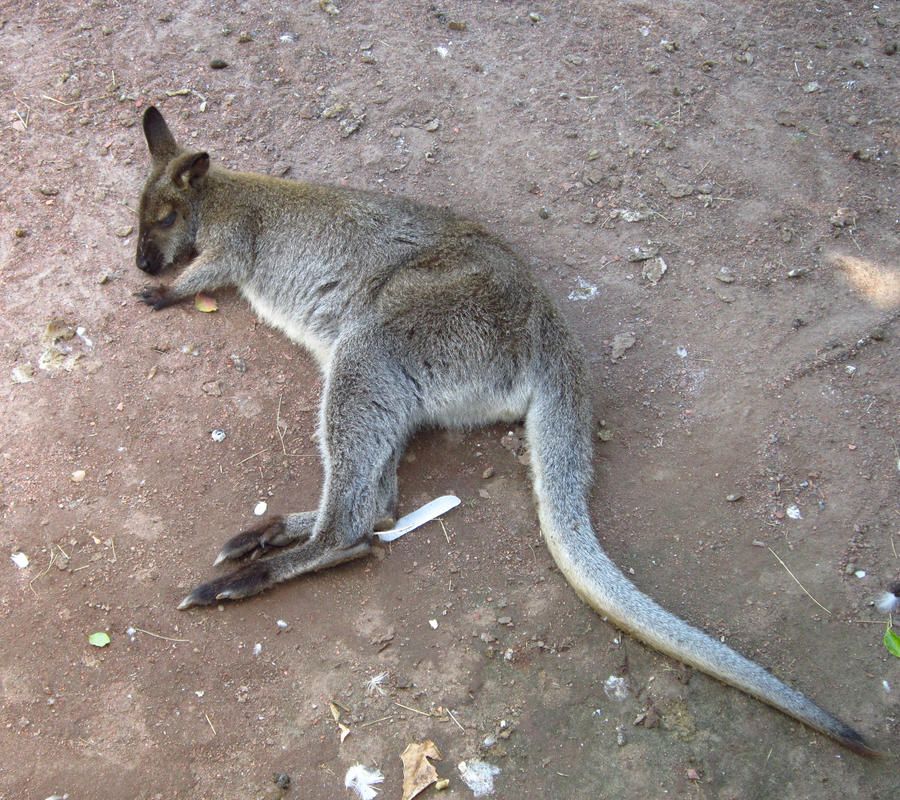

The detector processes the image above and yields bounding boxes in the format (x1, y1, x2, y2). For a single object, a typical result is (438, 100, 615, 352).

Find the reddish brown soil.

(1, 2, 897, 798)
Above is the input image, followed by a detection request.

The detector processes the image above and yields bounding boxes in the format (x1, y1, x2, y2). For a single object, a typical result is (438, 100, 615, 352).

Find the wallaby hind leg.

(178, 340, 416, 609)
(212, 449, 399, 565)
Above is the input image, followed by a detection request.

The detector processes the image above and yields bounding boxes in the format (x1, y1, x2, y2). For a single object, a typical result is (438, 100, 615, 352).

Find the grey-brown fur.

(134, 107, 877, 756)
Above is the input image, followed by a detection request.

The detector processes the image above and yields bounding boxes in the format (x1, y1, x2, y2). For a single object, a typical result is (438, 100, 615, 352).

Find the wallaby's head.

(136, 106, 210, 275)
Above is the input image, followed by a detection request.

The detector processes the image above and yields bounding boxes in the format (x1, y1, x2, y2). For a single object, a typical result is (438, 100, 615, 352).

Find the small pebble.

(272, 773, 291, 790)
(210, 58, 228, 69)
(211, 429, 226, 442)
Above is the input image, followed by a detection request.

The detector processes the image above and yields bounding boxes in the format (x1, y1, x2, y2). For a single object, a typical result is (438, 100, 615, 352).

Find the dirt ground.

(1, 1, 898, 798)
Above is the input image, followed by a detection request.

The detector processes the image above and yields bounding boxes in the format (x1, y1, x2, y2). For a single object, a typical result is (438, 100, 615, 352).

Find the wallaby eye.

(158, 211, 177, 228)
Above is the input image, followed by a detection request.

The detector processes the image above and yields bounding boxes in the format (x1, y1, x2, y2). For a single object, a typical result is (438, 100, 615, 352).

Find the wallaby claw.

(213, 516, 290, 565)
(134, 284, 174, 310)
(178, 562, 273, 610)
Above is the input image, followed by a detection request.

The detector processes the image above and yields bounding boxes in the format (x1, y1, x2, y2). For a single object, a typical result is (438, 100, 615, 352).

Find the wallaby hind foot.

(178, 539, 372, 610)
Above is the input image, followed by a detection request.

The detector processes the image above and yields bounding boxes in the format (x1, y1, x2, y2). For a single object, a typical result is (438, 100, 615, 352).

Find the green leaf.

(88, 631, 111, 648)
(884, 625, 900, 658)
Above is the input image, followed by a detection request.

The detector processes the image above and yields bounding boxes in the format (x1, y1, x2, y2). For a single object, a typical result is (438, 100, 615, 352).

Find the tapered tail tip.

(837, 728, 881, 758)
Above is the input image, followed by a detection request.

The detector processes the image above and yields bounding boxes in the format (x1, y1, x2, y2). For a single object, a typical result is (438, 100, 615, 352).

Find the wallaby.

(134, 106, 877, 756)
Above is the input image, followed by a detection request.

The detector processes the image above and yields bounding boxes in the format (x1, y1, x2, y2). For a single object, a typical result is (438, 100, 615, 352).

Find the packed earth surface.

(1, 2, 898, 799)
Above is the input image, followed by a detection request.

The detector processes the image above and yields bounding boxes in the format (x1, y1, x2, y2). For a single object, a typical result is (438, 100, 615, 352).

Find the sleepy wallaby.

(134, 106, 877, 756)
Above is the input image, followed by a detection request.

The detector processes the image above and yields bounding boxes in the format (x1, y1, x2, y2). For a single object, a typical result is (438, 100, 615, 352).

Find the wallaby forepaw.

(134, 284, 174, 310)
(213, 516, 290, 564)
(178, 562, 273, 610)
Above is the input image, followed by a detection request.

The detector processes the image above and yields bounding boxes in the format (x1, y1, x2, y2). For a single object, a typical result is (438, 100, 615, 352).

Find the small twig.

(447, 709, 465, 732)
(767, 547, 832, 615)
(56, 543, 70, 559)
(394, 701, 432, 717)
(14, 108, 28, 129)
(42, 93, 109, 107)
(205, 713, 216, 735)
(359, 714, 395, 728)
(236, 448, 267, 466)
(29, 548, 55, 595)
(646, 205, 671, 223)
(131, 627, 190, 643)
(439, 519, 450, 544)
(276, 392, 288, 454)
(109, 537, 117, 564)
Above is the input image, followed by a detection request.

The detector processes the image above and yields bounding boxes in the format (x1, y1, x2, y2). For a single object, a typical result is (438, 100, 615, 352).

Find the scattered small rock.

(339, 114, 365, 137)
(774, 109, 797, 127)
(642, 257, 668, 285)
(211, 429, 226, 442)
(11, 363, 34, 384)
(538, 206, 550, 219)
(209, 58, 228, 70)
(603, 675, 631, 700)
(725, 493, 743, 502)
(613, 206, 652, 223)
(803, 81, 822, 93)
(610, 332, 636, 360)
(829, 207, 857, 228)
(568, 277, 598, 301)
(628, 243, 660, 262)
(228, 355, 248, 373)
(715, 267, 735, 283)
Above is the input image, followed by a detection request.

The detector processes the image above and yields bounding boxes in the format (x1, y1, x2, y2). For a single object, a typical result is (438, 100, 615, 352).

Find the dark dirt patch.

(1, 2, 897, 798)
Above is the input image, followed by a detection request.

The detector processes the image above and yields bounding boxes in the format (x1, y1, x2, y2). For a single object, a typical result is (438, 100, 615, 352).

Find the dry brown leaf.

(400, 740, 442, 800)
(194, 293, 219, 312)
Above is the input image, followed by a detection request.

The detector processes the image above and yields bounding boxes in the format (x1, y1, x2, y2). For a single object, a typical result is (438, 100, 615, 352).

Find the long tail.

(523, 358, 879, 757)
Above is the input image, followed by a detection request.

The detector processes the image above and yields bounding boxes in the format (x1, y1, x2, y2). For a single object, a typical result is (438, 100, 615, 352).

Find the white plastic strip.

(374, 495, 461, 542)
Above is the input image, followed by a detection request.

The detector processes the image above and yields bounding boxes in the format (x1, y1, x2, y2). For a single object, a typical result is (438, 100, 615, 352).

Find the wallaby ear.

(169, 151, 210, 190)
(143, 106, 178, 163)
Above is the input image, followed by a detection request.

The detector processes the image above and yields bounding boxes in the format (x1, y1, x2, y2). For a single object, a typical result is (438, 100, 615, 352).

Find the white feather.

(875, 591, 899, 613)
(344, 764, 383, 800)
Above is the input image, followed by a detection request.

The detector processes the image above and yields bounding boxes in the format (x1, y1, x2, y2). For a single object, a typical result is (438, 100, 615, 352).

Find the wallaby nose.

(136, 245, 159, 275)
